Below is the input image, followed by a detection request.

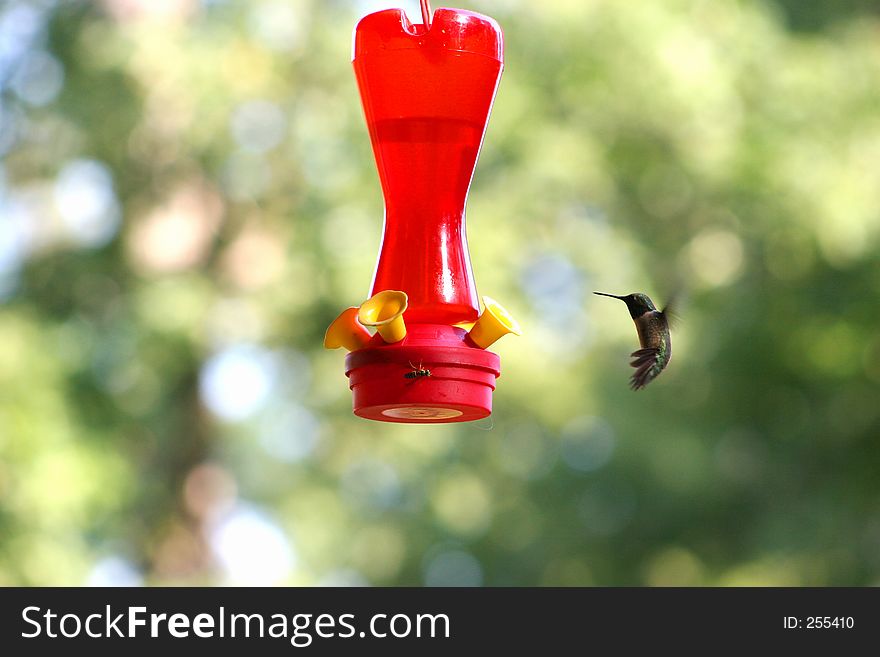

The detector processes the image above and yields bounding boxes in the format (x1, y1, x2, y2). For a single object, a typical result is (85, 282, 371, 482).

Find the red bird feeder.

(324, 2, 520, 423)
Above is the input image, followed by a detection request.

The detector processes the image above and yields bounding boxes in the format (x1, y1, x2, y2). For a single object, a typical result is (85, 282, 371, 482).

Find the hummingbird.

(594, 291, 674, 390)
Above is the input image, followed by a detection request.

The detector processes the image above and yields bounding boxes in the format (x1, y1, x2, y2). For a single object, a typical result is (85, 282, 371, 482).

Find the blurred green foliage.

(1, 0, 879, 586)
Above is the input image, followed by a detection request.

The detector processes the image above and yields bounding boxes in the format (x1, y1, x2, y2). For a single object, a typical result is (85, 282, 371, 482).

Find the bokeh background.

(2, 0, 880, 586)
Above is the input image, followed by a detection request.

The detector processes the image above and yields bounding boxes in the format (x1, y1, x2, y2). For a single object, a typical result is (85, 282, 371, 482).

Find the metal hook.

(420, 0, 432, 29)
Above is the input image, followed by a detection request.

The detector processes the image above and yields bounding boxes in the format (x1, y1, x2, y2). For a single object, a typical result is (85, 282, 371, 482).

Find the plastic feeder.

(325, 3, 519, 424)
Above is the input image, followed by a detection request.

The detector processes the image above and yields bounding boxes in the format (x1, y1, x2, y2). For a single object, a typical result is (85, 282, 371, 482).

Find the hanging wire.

(420, 0, 432, 29)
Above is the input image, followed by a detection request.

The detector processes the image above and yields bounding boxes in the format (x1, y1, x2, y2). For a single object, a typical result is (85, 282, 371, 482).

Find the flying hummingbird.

(594, 291, 674, 390)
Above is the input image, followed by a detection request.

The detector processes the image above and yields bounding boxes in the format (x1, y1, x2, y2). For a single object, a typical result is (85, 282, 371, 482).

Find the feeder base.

(344, 324, 501, 424)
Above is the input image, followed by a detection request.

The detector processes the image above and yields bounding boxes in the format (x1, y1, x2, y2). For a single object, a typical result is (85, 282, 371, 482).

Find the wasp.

(404, 361, 432, 379)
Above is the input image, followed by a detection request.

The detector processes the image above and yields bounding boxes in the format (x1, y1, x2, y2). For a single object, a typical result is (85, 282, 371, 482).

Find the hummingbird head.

(594, 291, 657, 319)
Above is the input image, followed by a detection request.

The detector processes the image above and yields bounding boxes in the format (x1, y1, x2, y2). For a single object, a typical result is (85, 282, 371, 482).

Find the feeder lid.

(353, 8, 503, 61)
(344, 324, 501, 424)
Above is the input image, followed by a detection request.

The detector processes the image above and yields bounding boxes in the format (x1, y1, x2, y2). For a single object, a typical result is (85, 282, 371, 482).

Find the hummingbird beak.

(594, 291, 624, 300)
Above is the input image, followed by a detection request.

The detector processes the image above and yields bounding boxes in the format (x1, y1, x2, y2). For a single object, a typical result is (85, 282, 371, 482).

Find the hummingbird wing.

(629, 347, 662, 390)
(661, 307, 680, 328)
(661, 287, 686, 328)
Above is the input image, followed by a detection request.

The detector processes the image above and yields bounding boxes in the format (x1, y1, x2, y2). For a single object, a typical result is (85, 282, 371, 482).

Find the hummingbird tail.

(629, 347, 661, 390)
